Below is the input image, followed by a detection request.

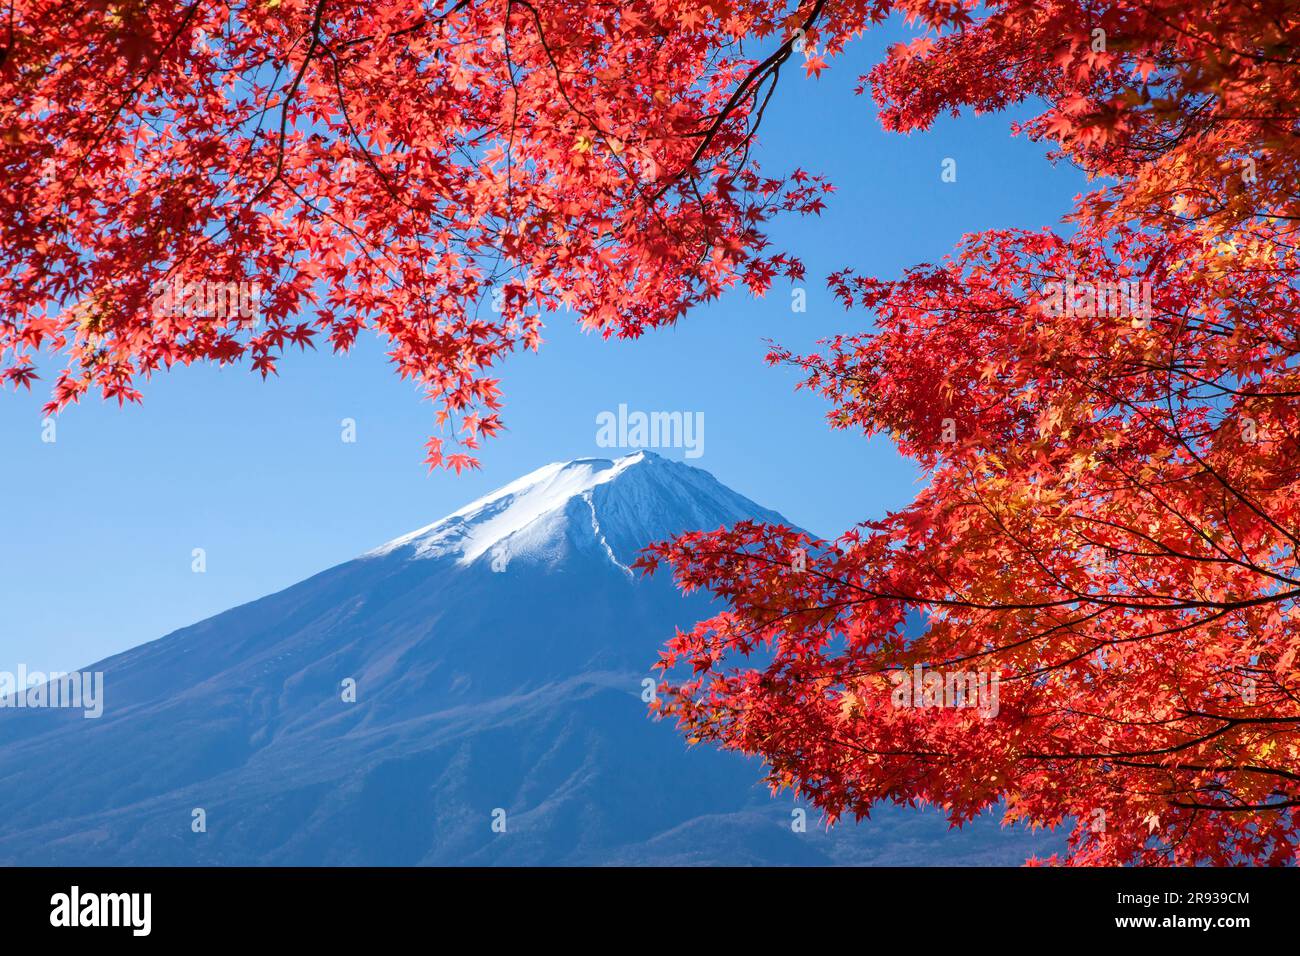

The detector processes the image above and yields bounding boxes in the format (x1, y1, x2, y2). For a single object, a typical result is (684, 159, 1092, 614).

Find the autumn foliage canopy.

(641, 0, 1300, 865)
(0, 0, 849, 468)
(6, 0, 1300, 863)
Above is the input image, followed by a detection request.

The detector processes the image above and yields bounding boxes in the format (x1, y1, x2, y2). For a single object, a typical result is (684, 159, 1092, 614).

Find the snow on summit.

(368, 452, 646, 564)
(364, 451, 788, 569)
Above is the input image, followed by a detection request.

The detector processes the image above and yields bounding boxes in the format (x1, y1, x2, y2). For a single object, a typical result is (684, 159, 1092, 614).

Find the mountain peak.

(364, 452, 786, 570)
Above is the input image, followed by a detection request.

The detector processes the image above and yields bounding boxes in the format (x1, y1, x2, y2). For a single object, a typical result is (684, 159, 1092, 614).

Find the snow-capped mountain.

(0, 452, 1059, 864)
(365, 450, 786, 570)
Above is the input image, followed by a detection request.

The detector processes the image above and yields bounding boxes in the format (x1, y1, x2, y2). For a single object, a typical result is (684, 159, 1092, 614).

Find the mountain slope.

(0, 452, 1061, 864)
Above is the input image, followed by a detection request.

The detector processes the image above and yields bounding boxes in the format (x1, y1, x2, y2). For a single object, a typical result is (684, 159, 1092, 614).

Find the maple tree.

(640, 0, 1300, 864)
(1, 0, 879, 468)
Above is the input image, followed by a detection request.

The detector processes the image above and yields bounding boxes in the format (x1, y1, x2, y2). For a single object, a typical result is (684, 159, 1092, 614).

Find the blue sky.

(0, 26, 1086, 675)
